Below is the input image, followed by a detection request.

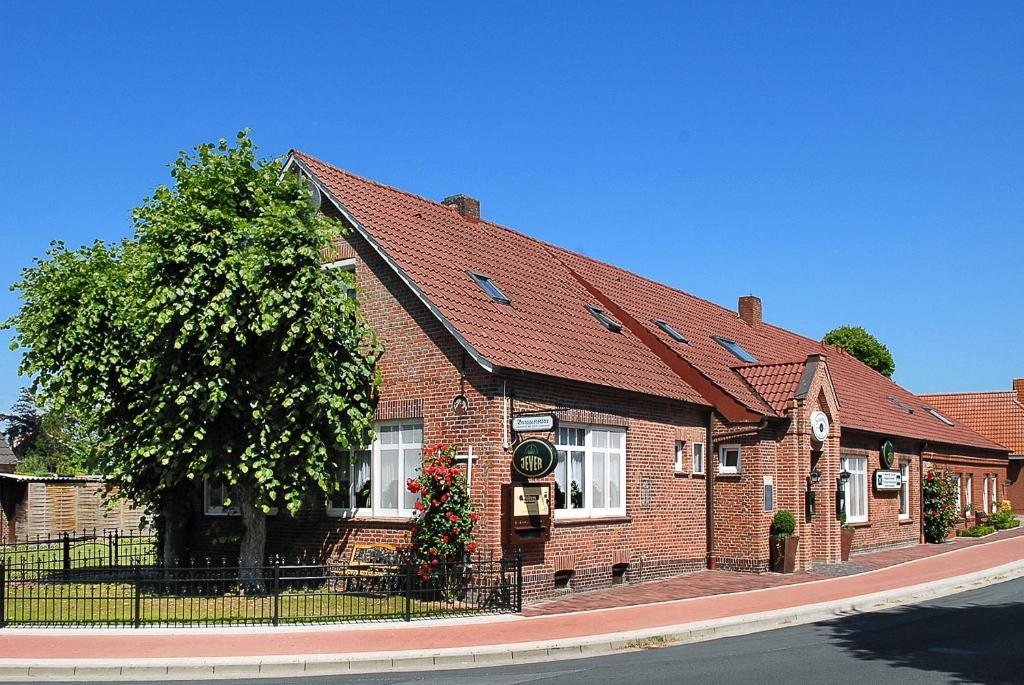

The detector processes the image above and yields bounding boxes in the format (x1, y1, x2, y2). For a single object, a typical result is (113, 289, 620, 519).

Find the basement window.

(924, 406, 955, 426)
(654, 319, 688, 344)
(586, 305, 622, 333)
(469, 272, 510, 304)
(713, 336, 757, 363)
(887, 396, 915, 415)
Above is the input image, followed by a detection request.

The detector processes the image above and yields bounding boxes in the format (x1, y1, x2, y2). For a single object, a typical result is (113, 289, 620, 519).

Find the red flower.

(470, 513, 478, 522)
(448, 512, 460, 523)
(442, 535, 450, 542)
(452, 527, 459, 535)
(468, 542, 477, 553)
(414, 500, 425, 511)
(407, 480, 420, 493)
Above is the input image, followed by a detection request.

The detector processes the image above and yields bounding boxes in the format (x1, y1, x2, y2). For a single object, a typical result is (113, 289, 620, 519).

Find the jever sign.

(512, 438, 558, 479)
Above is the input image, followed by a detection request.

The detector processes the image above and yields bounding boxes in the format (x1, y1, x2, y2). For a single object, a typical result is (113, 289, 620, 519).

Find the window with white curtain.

(841, 455, 868, 524)
(327, 422, 422, 518)
(965, 474, 973, 516)
(555, 425, 626, 518)
(983, 475, 990, 514)
(991, 475, 998, 513)
(692, 442, 705, 475)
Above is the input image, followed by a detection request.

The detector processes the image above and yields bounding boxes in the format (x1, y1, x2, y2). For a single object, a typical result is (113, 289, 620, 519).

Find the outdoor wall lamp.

(839, 469, 851, 484)
(810, 468, 823, 484)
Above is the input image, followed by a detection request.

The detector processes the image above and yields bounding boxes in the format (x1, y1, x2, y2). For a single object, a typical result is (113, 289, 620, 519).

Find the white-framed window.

(674, 441, 686, 473)
(841, 455, 868, 524)
(327, 421, 423, 518)
(983, 475, 989, 514)
(554, 425, 626, 518)
(718, 444, 741, 475)
(763, 476, 774, 512)
(324, 258, 356, 299)
(900, 463, 911, 519)
(953, 474, 962, 519)
(204, 480, 239, 516)
(991, 475, 998, 513)
(693, 442, 705, 475)
(965, 474, 973, 517)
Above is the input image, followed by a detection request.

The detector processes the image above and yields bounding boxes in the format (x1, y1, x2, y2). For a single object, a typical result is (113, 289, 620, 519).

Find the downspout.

(706, 410, 716, 569)
(919, 442, 928, 544)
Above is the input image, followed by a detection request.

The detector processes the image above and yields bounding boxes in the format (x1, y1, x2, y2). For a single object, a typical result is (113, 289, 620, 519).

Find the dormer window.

(653, 319, 688, 344)
(469, 272, 510, 304)
(713, 336, 757, 363)
(586, 305, 622, 333)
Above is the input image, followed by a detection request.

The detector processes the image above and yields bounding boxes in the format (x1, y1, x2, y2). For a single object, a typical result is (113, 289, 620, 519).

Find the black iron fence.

(0, 552, 523, 627)
(0, 528, 158, 576)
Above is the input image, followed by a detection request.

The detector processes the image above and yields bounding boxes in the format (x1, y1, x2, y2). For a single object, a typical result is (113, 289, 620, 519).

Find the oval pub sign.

(512, 438, 558, 479)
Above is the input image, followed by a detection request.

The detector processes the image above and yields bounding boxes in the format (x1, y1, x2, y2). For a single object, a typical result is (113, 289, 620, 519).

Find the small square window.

(586, 305, 622, 333)
(719, 445, 741, 474)
(713, 336, 757, 363)
(469, 272, 510, 304)
(654, 319, 688, 344)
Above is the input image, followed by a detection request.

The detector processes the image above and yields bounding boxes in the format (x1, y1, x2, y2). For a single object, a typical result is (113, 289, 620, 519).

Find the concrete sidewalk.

(2, 533, 1024, 681)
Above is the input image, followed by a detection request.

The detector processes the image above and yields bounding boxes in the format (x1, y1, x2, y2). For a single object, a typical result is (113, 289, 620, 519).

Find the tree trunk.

(236, 481, 267, 592)
(160, 495, 190, 568)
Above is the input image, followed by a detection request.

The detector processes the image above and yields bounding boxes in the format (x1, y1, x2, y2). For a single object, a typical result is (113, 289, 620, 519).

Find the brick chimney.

(1014, 378, 1024, 404)
(738, 295, 762, 326)
(442, 194, 480, 221)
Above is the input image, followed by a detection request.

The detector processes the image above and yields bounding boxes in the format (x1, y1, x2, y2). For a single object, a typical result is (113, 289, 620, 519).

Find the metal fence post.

(515, 549, 523, 613)
(272, 561, 281, 627)
(62, 533, 71, 580)
(133, 565, 142, 629)
(404, 561, 414, 622)
(0, 560, 6, 629)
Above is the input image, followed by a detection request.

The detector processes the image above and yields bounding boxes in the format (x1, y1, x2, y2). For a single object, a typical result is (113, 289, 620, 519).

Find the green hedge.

(957, 525, 995, 538)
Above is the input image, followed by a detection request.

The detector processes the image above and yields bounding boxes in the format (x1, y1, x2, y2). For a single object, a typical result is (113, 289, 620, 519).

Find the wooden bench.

(337, 542, 403, 594)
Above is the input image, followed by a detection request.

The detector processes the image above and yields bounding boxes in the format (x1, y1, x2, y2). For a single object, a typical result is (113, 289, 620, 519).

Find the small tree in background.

(922, 470, 959, 542)
(822, 325, 896, 378)
(406, 444, 478, 584)
(0, 389, 94, 475)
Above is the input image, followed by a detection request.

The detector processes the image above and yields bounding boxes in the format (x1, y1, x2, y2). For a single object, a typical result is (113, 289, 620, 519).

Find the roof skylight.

(586, 305, 622, 333)
(469, 272, 510, 304)
(713, 336, 757, 363)
(886, 396, 915, 414)
(924, 406, 955, 426)
(653, 319, 688, 344)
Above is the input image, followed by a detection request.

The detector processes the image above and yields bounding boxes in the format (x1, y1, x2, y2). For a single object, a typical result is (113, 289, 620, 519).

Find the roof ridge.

(920, 390, 1017, 398)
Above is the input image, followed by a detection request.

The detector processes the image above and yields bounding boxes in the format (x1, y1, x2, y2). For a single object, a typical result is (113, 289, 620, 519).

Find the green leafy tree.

(5, 131, 381, 580)
(0, 388, 93, 475)
(822, 325, 896, 378)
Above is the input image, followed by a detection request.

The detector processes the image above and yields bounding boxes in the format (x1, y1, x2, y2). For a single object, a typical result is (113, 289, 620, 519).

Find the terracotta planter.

(770, 535, 800, 573)
(840, 527, 855, 561)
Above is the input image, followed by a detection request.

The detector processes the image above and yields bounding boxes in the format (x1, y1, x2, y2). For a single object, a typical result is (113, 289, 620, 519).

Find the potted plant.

(770, 510, 799, 573)
(839, 511, 855, 561)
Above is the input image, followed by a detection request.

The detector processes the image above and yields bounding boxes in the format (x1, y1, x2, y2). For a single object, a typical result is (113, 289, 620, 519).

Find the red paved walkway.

(1, 530, 1022, 662)
(525, 525, 1024, 615)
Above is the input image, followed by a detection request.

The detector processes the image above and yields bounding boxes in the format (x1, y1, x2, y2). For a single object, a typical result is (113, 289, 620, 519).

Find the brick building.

(189, 152, 1009, 598)
(921, 380, 1024, 513)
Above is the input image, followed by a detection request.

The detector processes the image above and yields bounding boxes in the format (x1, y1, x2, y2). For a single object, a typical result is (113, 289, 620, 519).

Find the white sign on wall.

(511, 414, 557, 433)
(875, 469, 903, 491)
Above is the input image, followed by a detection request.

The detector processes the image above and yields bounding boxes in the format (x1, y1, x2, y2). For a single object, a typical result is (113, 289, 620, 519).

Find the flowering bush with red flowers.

(923, 469, 959, 543)
(407, 443, 478, 583)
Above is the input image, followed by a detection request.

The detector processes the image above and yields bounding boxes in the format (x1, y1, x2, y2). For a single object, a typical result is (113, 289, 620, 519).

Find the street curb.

(1, 557, 1022, 681)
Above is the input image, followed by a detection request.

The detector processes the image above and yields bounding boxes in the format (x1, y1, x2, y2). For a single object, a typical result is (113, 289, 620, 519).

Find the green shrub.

(957, 525, 995, 538)
(988, 509, 1020, 530)
(923, 470, 960, 543)
(771, 510, 796, 539)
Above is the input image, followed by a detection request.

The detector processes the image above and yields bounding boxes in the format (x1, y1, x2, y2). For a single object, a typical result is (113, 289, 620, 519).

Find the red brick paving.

(523, 525, 1024, 616)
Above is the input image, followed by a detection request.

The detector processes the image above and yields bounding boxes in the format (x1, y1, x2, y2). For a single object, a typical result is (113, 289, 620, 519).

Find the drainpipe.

(919, 442, 928, 544)
(706, 410, 716, 569)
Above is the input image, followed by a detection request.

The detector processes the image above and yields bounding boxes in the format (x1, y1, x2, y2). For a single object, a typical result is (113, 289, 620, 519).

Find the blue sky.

(1, 2, 1021, 413)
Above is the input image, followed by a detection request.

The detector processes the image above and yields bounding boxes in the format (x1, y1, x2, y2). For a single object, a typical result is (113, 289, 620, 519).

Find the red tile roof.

(919, 391, 1024, 455)
(293, 151, 1006, 454)
(736, 362, 808, 413)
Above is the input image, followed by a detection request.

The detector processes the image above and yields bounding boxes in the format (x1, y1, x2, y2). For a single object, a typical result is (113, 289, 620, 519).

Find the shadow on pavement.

(819, 590, 1024, 684)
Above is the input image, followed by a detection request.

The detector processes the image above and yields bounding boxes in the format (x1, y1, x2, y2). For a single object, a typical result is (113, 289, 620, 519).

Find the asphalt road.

(29, 576, 1024, 685)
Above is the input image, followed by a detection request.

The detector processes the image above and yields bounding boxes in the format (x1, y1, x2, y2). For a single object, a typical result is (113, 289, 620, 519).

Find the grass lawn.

(2, 582, 461, 625)
(1, 539, 157, 571)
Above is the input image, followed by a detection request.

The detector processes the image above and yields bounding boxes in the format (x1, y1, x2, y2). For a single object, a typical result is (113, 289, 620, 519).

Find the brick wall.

(925, 444, 1009, 528)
